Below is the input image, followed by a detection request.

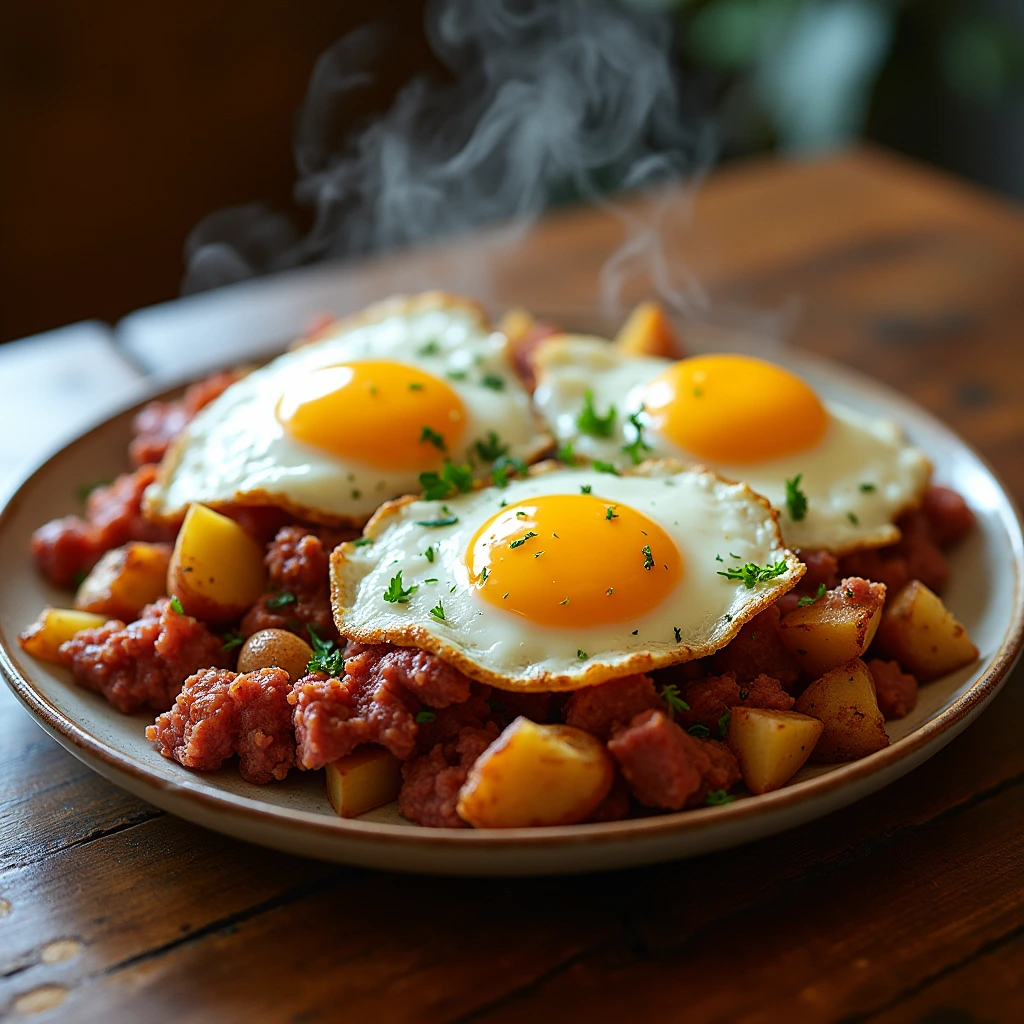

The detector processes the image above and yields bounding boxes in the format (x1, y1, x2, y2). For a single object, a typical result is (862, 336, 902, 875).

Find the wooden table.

(3, 146, 1024, 1023)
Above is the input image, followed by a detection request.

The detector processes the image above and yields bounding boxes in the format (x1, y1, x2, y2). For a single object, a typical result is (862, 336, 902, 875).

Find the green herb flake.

(739, 688, 749, 701)
(490, 455, 527, 488)
(509, 531, 538, 549)
(408, 382, 425, 391)
(481, 374, 505, 391)
(642, 545, 655, 570)
(221, 631, 245, 652)
(474, 430, 508, 463)
(419, 425, 447, 451)
(383, 571, 418, 604)
(352, 536, 374, 548)
(306, 625, 345, 675)
(419, 460, 473, 500)
(705, 789, 736, 806)
(577, 649, 588, 661)
(559, 596, 570, 605)
(797, 582, 828, 608)
(593, 460, 619, 475)
(266, 591, 297, 609)
(576, 389, 616, 438)
(660, 684, 690, 719)
(605, 505, 619, 520)
(580, 484, 592, 494)
(859, 482, 877, 493)
(415, 514, 459, 528)
(621, 408, 653, 465)
(717, 560, 789, 589)
(718, 710, 731, 738)
(429, 601, 446, 622)
(785, 474, 808, 522)
(673, 626, 682, 643)
(687, 723, 711, 739)
(556, 441, 576, 464)
(847, 511, 860, 525)
(415, 710, 436, 724)
(169, 596, 184, 615)
(446, 370, 468, 381)
(418, 340, 440, 356)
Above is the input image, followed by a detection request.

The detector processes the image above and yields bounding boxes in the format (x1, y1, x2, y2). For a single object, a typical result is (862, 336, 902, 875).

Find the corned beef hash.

(20, 293, 980, 829)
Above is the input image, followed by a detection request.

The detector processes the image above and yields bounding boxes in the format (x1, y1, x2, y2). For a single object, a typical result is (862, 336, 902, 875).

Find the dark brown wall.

(0, 1, 431, 342)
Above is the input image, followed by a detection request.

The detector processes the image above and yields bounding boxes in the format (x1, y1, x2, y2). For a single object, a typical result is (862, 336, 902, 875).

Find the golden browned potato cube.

(457, 718, 614, 829)
(793, 658, 889, 762)
(876, 580, 979, 682)
(725, 708, 823, 794)
(326, 746, 402, 818)
(74, 541, 172, 621)
(18, 608, 109, 663)
(613, 301, 682, 358)
(168, 504, 267, 625)
(779, 578, 886, 679)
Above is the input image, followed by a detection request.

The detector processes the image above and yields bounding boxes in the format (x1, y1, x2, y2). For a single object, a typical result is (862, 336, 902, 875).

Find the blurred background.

(3, 0, 1023, 344)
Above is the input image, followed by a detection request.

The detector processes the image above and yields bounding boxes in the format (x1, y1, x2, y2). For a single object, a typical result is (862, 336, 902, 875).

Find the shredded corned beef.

(674, 671, 794, 732)
(709, 605, 801, 691)
(868, 659, 919, 720)
(563, 674, 664, 739)
(59, 597, 229, 714)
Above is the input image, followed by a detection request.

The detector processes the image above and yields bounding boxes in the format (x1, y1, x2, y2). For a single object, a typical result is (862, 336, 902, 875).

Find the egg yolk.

(467, 494, 682, 628)
(277, 361, 467, 471)
(640, 354, 828, 465)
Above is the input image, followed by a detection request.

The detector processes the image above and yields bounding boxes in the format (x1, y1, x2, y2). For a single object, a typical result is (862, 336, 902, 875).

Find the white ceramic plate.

(2, 341, 1022, 876)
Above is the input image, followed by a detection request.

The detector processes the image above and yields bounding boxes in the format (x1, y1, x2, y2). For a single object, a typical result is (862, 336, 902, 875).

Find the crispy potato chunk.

(168, 504, 267, 625)
(457, 718, 614, 828)
(18, 608, 109, 663)
(793, 658, 889, 762)
(74, 541, 172, 621)
(778, 577, 886, 679)
(613, 301, 682, 358)
(237, 629, 314, 679)
(326, 746, 403, 818)
(876, 580, 979, 682)
(725, 708, 823, 794)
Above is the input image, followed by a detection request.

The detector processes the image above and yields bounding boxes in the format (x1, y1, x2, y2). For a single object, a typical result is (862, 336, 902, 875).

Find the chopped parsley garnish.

(418, 339, 440, 356)
(717, 560, 789, 589)
(847, 511, 860, 525)
(621, 408, 653, 465)
(306, 626, 344, 675)
(221, 630, 245, 652)
(605, 506, 619, 520)
(481, 374, 505, 391)
(673, 626, 682, 643)
(739, 688, 749, 700)
(687, 723, 711, 739)
(509, 531, 538, 549)
(447, 370, 467, 381)
(424, 546, 435, 563)
(516, 510, 527, 518)
(420, 425, 447, 451)
(415, 514, 459, 528)
(576, 389, 617, 438)
(718, 710, 731, 738)
(715, 554, 723, 562)
(577, 649, 588, 661)
(785, 474, 808, 522)
(408, 382, 425, 391)
(424, 578, 438, 583)
(475, 431, 508, 462)
(419, 461, 473, 500)
(859, 482, 877, 492)
(478, 567, 489, 582)
(705, 789, 736, 806)
(383, 571, 417, 604)
(642, 545, 655, 570)
(266, 591, 297, 609)
(352, 536, 374, 548)
(534, 550, 545, 558)
(429, 601, 446, 622)
(491, 455, 527, 487)
(556, 441, 576, 464)
(660, 684, 690, 718)
(797, 582, 828, 608)
(559, 596, 570, 605)
(169, 596, 184, 614)
(593, 460, 619, 475)
(415, 710, 436, 724)
(580, 484, 592, 494)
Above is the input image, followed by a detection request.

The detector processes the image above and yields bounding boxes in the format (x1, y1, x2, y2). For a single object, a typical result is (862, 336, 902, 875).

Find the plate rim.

(2, 353, 1023, 857)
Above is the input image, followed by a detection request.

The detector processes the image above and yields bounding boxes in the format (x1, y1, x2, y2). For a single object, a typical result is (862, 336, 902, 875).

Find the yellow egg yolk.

(276, 360, 467, 471)
(640, 354, 828, 465)
(467, 494, 682, 628)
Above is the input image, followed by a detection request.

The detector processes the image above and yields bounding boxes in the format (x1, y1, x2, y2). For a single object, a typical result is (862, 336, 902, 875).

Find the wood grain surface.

(2, 146, 1024, 1023)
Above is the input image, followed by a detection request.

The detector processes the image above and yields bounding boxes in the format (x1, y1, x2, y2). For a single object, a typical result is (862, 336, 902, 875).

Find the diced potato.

(876, 580, 979, 682)
(793, 658, 889, 762)
(725, 708, 823, 794)
(168, 503, 267, 624)
(457, 718, 614, 828)
(18, 608, 109, 663)
(237, 629, 314, 679)
(74, 541, 172, 621)
(326, 746, 402, 818)
(498, 307, 536, 345)
(613, 301, 682, 358)
(779, 580, 886, 678)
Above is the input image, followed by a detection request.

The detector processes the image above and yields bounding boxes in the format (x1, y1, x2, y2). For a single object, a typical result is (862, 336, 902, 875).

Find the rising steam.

(183, 0, 712, 314)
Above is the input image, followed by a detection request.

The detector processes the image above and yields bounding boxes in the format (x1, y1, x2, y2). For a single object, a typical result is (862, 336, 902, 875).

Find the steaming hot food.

(143, 295, 551, 526)
(532, 338, 931, 554)
(330, 461, 803, 690)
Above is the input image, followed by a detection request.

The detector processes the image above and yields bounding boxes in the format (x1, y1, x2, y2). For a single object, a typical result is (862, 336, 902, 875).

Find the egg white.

(532, 336, 931, 554)
(330, 461, 803, 691)
(144, 294, 551, 526)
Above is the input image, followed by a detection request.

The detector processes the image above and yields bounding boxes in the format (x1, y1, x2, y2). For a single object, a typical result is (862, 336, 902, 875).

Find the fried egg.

(330, 461, 803, 691)
(144, 294, 551, 526)
(532, 337, 930, 554)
